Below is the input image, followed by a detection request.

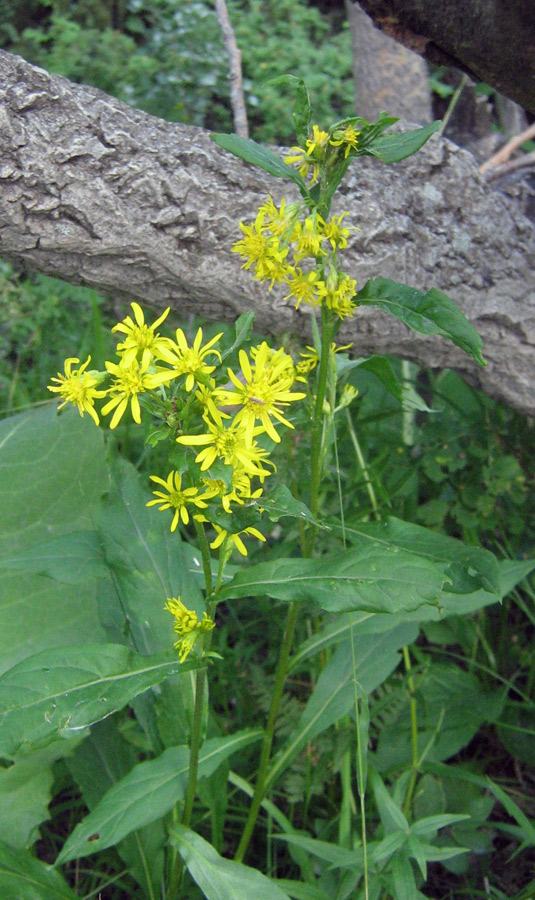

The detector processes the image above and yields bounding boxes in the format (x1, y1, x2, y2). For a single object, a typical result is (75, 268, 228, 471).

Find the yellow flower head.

(112, 302, 170, 368)
(177, 417, 274, 478)
(284, 268, 323, 310)
(101, 357, 154, 428)
(232, 211, 289, 286)
(329, 124, 360, 158)
(156, 328, 223, 392)
(47, 356, 107, 426)
(146, 470, 213, 531)
(219, 342, 306, 445)
(164, 596, 215, 662)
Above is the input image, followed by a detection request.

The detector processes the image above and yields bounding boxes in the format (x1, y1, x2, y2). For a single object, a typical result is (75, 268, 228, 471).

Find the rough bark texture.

(345, 0, 432, 123)
(1, 50, 535, 415)
(353, 0, 535, 115)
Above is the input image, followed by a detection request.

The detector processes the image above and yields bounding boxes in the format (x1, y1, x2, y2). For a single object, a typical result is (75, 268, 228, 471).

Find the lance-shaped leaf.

(170, 824, 292, 900)
(211, 133, 308, 192)
(0, 840, 78, 900)
(218, 543, 447, 615)
(354, 278, 486, 366)
(57, 729, 262, 863)
(366, 121, 441, 163)
(0, 644, 193, 757)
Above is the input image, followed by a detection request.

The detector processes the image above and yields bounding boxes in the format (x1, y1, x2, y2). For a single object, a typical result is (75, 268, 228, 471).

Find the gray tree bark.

(352, 0, 535, 115)
(1, 50, 535, 415)
(344, 0, 432, 123)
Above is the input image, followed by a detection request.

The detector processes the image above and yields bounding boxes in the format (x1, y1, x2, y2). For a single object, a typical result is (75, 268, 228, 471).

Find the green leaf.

(357, 357, 433, 412)
(372, 769, 409, 833)
(268, 75, 312, 146)
(273, 880, 330, 900)
(0, 531, 108, 584)
(97, 458, 204, 654)
(210, 133, 308, 192)
(0, 840, 78, 900)
(367, 121, 441, 163)
(498, 557, 535, 596)
(274, 834, 363, 869)
(0, 644, 191, 757)
(262, 484, 317, 524)
(410, 813, 470, 839)
(0, 405, 109, 675)
(67, 718, 165, 898)
(0, 743, 81, 849)
(56, 730, 262, 862)
(354, 278, 486, 366)
(342, 517, 501, 606)
(374, 664, 504, 770)
(170, 824, 292, 900)
(486, 778, 535, 846)
(219, 544, 447, 615)
(220, 312, 256, 363)
(266, 623, 417, 789)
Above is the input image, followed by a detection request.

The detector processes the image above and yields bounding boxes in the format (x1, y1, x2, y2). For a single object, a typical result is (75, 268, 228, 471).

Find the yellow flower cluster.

(285, 123, 360, 185)
(232, 197, 358, 320)
(48, 302, 306, 557)
(163, 596, 215, 663)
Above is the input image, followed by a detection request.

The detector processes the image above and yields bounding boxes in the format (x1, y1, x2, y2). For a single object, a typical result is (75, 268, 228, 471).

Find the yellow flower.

(219, 343, 306, 445)
(284, 126, 329, 185)
(329, 124, 360, 158)
(156, 328, 223, 392)
(47, 356, 107, 426)
(232, 211, 289, 285)
(101, 357, 154, 428)
(164, 596, 215, 662)
(112, 302, 170, 367)
(296, 346, 319, 375)
(318, 272, 357, 320)
(323, 213, 359, 251)
(292, 215, 326, 261)
(284, 268, 323, 310)
(257, 195, 298, 238)
(146, 471, 213, 531)
(210, 523, 266, 557)
(177, 417, 274, 477)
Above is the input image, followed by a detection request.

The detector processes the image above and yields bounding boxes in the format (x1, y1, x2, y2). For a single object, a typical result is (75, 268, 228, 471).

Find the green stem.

(233, 602, 299, 862)
(402, 645, 419, 816)
(234, 305, 334, 861)
(168, 518, 215, 898)
(345, 409, 380, 521)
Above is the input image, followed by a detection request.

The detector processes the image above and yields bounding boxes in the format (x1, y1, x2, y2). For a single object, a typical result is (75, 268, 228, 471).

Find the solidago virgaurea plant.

(4, 80, 503, 900)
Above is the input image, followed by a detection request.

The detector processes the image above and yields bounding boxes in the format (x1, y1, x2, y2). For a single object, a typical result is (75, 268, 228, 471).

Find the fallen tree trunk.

(1, 50, 534, 414)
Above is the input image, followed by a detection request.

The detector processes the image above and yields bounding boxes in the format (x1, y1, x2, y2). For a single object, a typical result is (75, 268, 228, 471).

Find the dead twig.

(483, 149, 535, 181)
(480, 122, 535, 174)
(214, 0, 249, 138)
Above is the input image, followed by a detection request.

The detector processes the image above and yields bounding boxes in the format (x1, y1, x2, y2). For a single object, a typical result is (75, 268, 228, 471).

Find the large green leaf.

(0, 743, 81, 849)
(266, 623, 417, 789)
(0, 532, 108, 584)
(366, 121, 441, 163)
(97, 459, 204, 654)
(68, 718, 165, 899)
(354, 278, 486, 366)
(211, 133, 308, 192)
(0, 405, 109, 674)
(342, 517, 501, 601)
(0, 841, 78, 900)
(0, 644, 191, 757)
(57, 729, 262, 863)
(170, 824, 292, 900)
(218, 544, 446, 615)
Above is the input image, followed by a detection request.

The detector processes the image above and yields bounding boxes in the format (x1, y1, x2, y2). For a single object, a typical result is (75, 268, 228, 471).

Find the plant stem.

(233, 601, 299, 862)
(234, 306, 333, 861)
(345, 409, 380, 520)
(402, 645, 419, 816)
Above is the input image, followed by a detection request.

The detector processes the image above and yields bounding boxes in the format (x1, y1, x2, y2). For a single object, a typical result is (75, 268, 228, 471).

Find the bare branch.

(214, 0, 248, 138)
